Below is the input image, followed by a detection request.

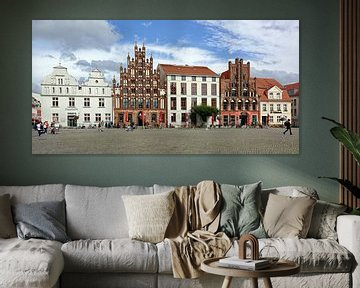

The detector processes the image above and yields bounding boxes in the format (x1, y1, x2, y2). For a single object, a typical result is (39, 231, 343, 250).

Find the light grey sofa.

(0, 183, 359, 288)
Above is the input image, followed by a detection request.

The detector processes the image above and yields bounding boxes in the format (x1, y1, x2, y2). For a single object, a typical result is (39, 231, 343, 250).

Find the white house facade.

(41, 65, 112, 128)
(158, 64, 220, 128)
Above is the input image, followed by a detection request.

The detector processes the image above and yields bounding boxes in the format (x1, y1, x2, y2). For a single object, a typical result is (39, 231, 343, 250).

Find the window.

(262, 104, 267, 112)
(201, 98, 207, 106)
(52, 87, 55, 94)
(138, 98, 143, 109)
(59, 87, 62, 94)
(153, 99, 158, 108)
(252, 101, 256, 110)
(270, 104, 274, 112)
(52, 97, 59, 107)
(211, 84, 217, 96)
(181, 97, 186, 110)
(99, 98, 105, 107)
(102, 88, 105, 94)
(211, 98, 217, 108)
(245, 101, 249, 110)
(202, 76, 206, 82)
(277, 104, 281, 111)
(146, 98, 150, 108)
(146, 69, 150, 76)
(170, 75, 176, 80)
(123, 98, 128, 109)
(181, 113, 187, 123)
(201, 83, 207, 96)
(170, 82, 177, 95)
(105, 113, 111, 122)
(52, 113, 59, 123)
(269, 116, 274, 123)
(130, 98, 135, 108)
(181, 75, 186, 81)
(89, 88, 91, 94)
(223, 100, 228, 110)
(191, 83, 197, 95)
(192, 76, 196, 81)
(171, 113, 176, 122)
(212, 77, 216, 82)
(277, 116, 282, 123)
(69, 97, 75, 107)
(191, 97, 197, 107)
(230, 100, 235, 111)
(84, 98, 90, 107)
(171, 97, 177, 110)
(283, 104, 288, 111)
(95, 113, 101, 122)
(66, 87, 69, 94)
(131, 69, 134, 76)
(84, 113, 90, 122)
(181, 83, 187, 95)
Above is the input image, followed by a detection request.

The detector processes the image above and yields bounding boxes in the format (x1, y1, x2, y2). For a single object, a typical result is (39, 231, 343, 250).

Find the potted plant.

(320, 117, 360, 215)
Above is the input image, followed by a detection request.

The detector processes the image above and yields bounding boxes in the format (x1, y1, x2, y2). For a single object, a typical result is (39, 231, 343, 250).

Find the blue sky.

(32, 20, 299, 93)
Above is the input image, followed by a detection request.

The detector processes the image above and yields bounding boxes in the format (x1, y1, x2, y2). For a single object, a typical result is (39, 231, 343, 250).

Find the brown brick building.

(220, 58, 259, 127)
(112, 44, 166, 127)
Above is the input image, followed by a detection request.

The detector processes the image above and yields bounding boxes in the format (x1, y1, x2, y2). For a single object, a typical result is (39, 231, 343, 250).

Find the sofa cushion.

(263, 193, 316, 238)
(0, 184, 65, 204)
(61, 239, 158, 273)
(12, 200, 70, 243)
(122, 191, 175, 243)
(307, 200, 347, 240)
(0, 238, 64, 288)
(218, 182, 266, 238)
(0, 194, 16, 238)
(65, 185, 153, 239)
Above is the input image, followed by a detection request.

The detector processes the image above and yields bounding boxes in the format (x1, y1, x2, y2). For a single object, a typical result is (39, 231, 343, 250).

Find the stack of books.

(218, 257, 271, 270)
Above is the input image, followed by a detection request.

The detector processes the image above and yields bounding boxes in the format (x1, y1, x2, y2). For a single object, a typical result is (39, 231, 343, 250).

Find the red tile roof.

(254, 77, 291, 102)
(158, 64, 218, 77)
(284, 82, 300, 97)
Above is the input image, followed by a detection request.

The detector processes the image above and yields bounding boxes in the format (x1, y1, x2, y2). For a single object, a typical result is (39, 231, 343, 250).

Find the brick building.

(219, 58, 258, 127)
(112, 44, 166, 127)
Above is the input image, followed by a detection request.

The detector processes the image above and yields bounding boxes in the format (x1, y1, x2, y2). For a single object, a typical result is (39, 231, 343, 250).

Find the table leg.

(263, 277, 273, 288)
(222, 276, 233, 288)
(251, 278, 258, 288)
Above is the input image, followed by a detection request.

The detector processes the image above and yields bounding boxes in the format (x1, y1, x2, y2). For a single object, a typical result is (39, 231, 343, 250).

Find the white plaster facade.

(158, 64, 220, 128)
(259, 86, 292, 126)
(41, 65, 112, 127)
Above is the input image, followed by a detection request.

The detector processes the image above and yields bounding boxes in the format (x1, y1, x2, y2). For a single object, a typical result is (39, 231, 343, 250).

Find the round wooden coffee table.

(201, 257, 300, 288)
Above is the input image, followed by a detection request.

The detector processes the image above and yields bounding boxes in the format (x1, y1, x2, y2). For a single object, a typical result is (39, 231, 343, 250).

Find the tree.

(190, 105, 219, 127)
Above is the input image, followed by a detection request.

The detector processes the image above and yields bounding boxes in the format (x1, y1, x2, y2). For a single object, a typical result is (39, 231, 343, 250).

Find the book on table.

(218, 257, 271, 270)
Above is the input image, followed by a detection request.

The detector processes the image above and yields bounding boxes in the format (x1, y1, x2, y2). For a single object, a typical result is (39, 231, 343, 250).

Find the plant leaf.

(318, 177, 360, 198)
(330, 126, 360, 165)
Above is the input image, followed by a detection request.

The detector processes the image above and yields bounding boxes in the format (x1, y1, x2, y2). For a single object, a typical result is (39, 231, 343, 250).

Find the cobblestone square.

(32, 127, 299, 154)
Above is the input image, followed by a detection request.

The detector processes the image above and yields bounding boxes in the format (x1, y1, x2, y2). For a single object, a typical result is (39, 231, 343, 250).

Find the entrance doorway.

(240, 114, 248, 126)
(67, 114, 77, 127)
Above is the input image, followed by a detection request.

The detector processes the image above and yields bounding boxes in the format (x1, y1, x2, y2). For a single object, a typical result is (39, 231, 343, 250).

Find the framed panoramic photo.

(32, 20, 299, 154)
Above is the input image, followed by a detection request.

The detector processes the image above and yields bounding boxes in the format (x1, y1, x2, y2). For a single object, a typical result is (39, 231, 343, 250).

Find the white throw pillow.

(122, 191, 175, 243)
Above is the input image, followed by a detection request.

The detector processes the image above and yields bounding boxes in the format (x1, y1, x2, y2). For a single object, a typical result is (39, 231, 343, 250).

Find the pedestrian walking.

(283, 119, 292, 135)
(36, 121, 45, 136)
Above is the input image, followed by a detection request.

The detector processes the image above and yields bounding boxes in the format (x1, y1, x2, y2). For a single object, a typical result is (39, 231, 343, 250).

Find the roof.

(284, 82, 300, 97)
(254, 77, 291, 102)
(158, 64, 218, 77)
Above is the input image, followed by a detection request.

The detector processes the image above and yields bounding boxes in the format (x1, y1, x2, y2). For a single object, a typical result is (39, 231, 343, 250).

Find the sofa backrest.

(0, 184, 65, 204)
(65, 184, 154, 240)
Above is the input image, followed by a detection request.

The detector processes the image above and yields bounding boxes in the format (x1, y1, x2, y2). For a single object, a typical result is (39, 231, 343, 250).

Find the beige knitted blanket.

(165, 180, 231, 278)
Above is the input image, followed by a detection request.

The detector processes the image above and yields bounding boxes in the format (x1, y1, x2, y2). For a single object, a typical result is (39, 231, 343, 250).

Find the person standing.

(283, 119, 292, 135)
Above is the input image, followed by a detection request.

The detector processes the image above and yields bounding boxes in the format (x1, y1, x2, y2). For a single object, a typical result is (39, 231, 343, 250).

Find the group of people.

(34, 121, 58, 136)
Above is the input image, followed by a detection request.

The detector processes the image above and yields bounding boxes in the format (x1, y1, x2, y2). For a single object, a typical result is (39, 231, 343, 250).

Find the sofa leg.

(221, 276, 232, 288)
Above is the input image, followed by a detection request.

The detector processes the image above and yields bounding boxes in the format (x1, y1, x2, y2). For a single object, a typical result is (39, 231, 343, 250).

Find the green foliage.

(190, 105, 219, 125)
(320, 117, 360, 199)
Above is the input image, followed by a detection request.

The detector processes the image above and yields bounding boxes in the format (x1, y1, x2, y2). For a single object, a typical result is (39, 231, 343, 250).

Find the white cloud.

(197, 20, 299, 74)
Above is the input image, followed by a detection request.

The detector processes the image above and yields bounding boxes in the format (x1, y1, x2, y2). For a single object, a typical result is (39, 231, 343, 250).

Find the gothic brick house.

(112, 44, 166, 128)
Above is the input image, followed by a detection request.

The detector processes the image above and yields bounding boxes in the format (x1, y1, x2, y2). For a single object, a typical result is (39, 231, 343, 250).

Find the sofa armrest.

(337, 215, 360, 288)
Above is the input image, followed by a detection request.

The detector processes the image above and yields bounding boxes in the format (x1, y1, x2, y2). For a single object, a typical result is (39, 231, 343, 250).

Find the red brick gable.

(158, 64, 218, 77)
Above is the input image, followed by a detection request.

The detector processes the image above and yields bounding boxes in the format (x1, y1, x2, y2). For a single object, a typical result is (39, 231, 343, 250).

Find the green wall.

(0, 0, 340, 202)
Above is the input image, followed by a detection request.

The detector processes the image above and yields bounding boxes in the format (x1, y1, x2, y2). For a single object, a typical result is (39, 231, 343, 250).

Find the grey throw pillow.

(218, 182, 266, 238)
(307, 200, 347, 240)
(0, 194, 17, 238)
(12, 200, 70, 243)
